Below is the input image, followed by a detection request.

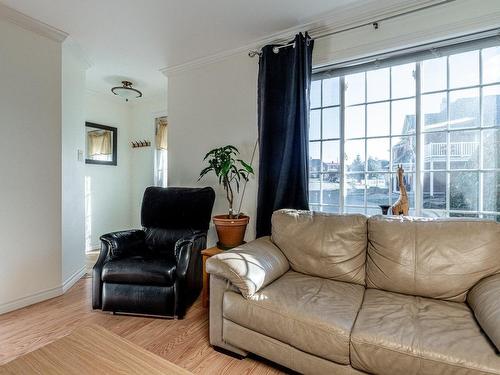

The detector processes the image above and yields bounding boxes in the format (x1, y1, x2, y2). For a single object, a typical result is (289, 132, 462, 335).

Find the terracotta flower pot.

(213, 214, 249, 250)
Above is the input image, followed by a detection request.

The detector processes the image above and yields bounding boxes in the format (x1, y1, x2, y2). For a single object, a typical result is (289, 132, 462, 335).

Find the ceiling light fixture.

(111, 81, 142, 101)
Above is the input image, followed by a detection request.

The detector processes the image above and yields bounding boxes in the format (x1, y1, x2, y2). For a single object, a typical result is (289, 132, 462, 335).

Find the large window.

(309, 41, 500, 220)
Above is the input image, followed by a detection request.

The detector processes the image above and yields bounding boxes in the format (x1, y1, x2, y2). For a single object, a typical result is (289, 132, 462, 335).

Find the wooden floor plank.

(0, 325, 192, 375)
(0, 277, 288, 374)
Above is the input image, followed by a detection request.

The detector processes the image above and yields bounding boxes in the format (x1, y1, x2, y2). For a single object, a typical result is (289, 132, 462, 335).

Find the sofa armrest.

(206, 236, 289, 298)
(467, 273, 500, 351)
(100, 229, 146, 259)
(208, 274, 247, 356)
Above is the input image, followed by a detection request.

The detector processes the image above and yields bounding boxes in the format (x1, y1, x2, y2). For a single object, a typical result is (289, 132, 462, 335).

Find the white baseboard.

(87, 243, 99, 252)
(62, 265, 86, 293)
(0, 265, 87, 315)
(0, 285, 62, 315)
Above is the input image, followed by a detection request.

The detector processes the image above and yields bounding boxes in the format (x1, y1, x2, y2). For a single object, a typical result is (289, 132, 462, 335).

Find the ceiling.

(0, 0, 423, 99)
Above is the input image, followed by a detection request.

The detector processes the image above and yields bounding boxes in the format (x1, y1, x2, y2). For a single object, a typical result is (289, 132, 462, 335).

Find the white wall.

(0, 19, 62, 312)
(166, 0, 500, 245)
(61, 41, 88, 286)
(168, 53, 259, 246)
(84, 92, 133, 249)
(129, 94, 167, 228)
(0, 7, 163, 314)
(83, 92, 167, 242)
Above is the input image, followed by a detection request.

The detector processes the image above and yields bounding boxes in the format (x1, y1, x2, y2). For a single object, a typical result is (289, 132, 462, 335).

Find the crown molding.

(160, 0, 443, 76)
(0, 3, 68, 43)
(63, 37, 92, 70)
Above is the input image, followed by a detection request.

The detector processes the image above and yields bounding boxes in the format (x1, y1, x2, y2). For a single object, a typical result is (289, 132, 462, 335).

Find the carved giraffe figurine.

(391, 164, 409, 216)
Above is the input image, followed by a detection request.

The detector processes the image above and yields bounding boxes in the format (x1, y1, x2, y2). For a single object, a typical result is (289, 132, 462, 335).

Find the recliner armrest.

(100, 229, 146, 259)
(468, 273, 500, 351)
(92, 229, 145, 310)
(174, 232, 206, 318)
(92, 240, 110, 309)
(175, 231, 206, 279)
(206, 236, 290, 299)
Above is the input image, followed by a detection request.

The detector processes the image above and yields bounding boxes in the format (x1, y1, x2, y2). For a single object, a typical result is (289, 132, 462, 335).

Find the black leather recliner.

(92, 186, 215, 318)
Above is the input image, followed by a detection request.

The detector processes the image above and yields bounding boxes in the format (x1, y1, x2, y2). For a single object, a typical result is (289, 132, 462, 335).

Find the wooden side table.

(201, 246, 223, 308)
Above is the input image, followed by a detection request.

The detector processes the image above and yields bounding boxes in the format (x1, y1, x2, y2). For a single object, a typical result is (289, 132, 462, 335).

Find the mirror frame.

(85, 122, 118, 166)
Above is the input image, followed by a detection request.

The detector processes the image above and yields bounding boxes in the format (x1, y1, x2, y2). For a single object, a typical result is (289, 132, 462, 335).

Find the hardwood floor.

(1, 325, 192, 374)
(0, 276, 288, 374)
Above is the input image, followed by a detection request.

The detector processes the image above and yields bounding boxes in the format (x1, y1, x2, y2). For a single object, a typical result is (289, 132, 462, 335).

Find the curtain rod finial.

(248, 50, 261, 58)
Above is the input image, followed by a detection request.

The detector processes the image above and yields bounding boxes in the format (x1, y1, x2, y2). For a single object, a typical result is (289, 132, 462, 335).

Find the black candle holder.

(379, 205, 391, 215)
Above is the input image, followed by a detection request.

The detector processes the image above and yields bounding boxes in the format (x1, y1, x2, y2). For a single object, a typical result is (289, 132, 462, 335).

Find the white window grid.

(309, 46, 500, 220)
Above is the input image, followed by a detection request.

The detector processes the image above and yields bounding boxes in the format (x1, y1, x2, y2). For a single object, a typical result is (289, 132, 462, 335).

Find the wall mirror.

(85, 122, 117, 166)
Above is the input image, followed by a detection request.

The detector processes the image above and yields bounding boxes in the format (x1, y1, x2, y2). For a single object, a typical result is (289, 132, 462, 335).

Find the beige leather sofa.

(206, 209, 500, 375)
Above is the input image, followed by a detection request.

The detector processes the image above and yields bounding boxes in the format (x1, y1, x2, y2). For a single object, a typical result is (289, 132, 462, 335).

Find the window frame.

(154, 148, 168, 188)
(309, 36, 500, 220)
(154, 114, 168, 188)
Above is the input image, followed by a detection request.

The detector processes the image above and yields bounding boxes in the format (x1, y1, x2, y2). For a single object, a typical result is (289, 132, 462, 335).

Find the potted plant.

(199, 145, 254, 249)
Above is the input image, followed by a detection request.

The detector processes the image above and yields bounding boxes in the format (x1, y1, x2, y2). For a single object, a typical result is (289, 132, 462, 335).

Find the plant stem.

(224, 176, 234, 218)
(236, 139, 258, 219)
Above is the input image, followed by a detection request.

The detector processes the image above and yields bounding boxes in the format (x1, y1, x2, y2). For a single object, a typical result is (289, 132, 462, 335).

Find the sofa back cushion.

(367, 215, 500, 302)
(271, 209, 367, 285)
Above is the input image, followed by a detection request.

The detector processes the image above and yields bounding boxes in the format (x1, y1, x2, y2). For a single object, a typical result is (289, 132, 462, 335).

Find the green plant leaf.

(199, 144, 254, 212)
(238, 159, 254, 174)
(220, 160, 230, 177)
(224, 145, 239, 153)
(203, 148, 219, 160)
(198, 166, 213, 181)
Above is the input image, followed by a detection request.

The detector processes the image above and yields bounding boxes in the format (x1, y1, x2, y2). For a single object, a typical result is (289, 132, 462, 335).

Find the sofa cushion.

(223, 271, 365, 364)
(102, 255, 176, 286)
(206, 237, 289, 298)
(350, 289, 500, 375)
(271, 209, 367, 285)
(367, 216, 500, 302)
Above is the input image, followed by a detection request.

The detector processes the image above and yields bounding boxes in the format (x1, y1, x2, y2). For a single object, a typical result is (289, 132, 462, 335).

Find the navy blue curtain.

(256, 32, 314, 237)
